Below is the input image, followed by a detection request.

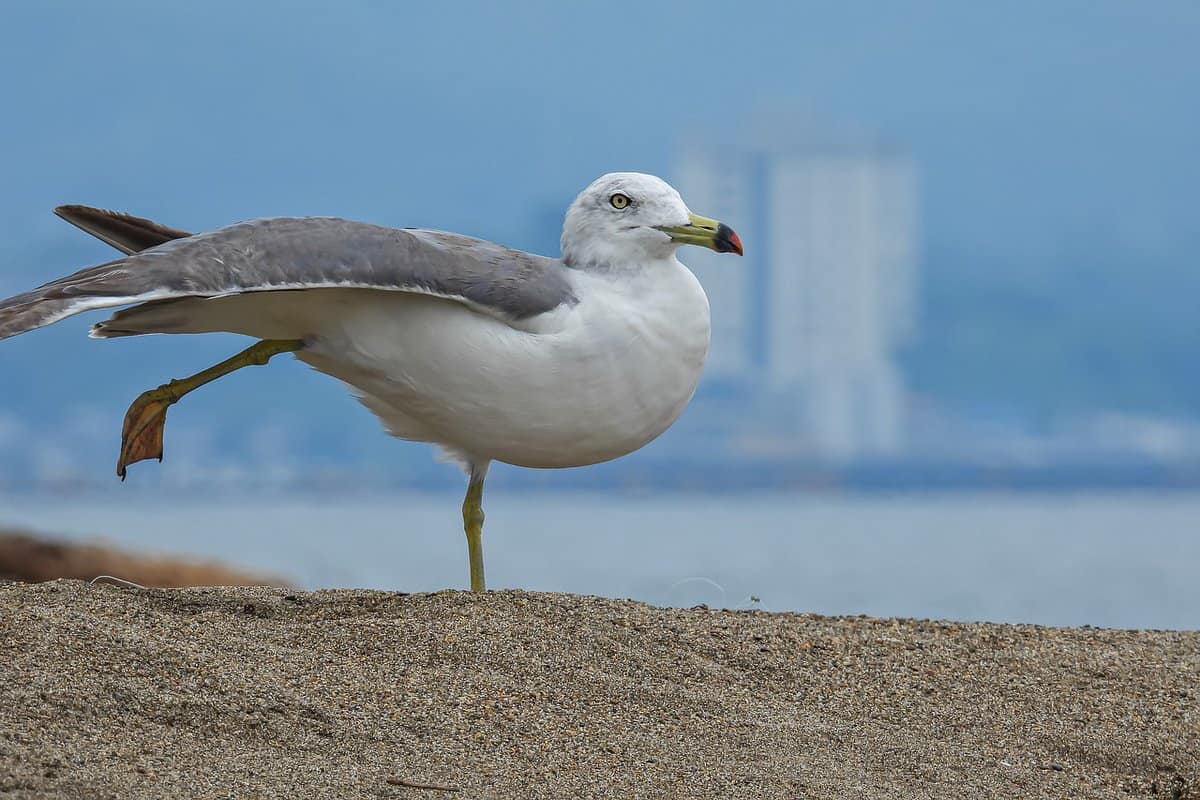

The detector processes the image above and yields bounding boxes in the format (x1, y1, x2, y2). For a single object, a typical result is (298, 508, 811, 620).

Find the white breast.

(299, 260, 711, 468)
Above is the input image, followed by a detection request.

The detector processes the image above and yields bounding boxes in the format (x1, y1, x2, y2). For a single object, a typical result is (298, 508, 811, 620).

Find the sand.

(0, 581, 1196, 799)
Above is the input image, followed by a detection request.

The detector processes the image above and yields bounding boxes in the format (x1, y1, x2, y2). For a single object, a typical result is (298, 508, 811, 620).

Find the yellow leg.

(461, 467, 487, 592)
(117, 338, 304, 479)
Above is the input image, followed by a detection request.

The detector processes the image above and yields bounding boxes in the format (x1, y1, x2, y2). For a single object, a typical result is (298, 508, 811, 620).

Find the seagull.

(0, 173, 742, 591)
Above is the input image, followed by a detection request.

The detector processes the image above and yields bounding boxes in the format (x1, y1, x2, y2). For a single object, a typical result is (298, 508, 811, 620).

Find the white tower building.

(676, 121, 918, 461)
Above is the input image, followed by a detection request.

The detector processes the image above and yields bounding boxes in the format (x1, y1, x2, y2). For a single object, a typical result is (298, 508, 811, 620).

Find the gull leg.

(117, 338, 304, 479)
(461, 462, 489, 592)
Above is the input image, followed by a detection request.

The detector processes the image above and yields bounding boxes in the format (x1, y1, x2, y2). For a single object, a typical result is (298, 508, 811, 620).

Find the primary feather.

(54, 205, 192, 255)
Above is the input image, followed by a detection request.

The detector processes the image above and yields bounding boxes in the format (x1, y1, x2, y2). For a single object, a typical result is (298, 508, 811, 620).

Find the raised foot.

(111, 339, 305, 481)
(117, 386, 175, 480)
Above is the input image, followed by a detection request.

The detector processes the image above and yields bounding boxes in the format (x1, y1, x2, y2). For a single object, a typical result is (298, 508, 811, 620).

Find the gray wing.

(0, 216, 576, 340)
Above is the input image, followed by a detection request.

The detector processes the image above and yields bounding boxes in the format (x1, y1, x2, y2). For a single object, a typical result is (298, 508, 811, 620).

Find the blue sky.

(3, 1, 1196, 255)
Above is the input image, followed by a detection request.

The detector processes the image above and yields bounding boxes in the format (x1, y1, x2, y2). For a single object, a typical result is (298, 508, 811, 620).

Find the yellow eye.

(609, 193, 631, 209)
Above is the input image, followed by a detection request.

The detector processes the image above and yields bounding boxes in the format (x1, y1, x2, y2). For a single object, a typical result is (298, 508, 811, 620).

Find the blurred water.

(1, 491, 1197, 630)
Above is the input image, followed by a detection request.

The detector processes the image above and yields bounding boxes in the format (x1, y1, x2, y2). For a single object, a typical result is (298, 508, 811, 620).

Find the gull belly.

(296, 260, 711, 469)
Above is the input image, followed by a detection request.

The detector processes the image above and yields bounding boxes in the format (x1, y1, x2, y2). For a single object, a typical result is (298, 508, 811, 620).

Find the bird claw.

(117, 389, 172, 480)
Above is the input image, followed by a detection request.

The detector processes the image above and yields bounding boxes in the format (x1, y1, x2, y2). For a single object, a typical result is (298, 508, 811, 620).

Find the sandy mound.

(0, 581, 1195, 798)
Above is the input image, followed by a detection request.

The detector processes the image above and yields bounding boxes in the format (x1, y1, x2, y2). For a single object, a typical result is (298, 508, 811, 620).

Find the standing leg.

(461, 461, 490, 592)
(118, 338, 305, 479)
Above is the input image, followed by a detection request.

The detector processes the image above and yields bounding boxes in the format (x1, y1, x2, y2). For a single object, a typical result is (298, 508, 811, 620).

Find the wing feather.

(54, 205, 193, 255)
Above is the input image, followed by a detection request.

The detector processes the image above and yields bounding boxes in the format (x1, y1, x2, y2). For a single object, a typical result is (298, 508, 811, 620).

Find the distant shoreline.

(3, 457, 1200, 495)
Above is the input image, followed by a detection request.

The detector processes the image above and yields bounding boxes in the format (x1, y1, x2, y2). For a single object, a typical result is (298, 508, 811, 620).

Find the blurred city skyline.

(1, 1, 1198, 489)
(677, 118, 917, 463)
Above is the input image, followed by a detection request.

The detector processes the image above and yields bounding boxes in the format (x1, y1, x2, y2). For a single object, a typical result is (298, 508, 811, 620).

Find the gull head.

(561, 172, 742, 270)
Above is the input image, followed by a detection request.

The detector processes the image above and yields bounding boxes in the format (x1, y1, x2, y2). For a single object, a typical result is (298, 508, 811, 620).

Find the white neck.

(561, 233, 679, 272)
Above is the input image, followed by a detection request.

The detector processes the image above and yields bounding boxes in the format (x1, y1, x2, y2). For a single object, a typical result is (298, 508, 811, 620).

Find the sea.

(2, 490, 1197, 631)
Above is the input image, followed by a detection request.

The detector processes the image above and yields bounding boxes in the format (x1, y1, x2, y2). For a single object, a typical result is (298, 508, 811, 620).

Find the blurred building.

(675, 119, 919, 462)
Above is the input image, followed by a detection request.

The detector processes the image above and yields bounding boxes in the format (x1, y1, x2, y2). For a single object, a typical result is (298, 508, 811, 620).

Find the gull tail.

(0, 206, 192, 341)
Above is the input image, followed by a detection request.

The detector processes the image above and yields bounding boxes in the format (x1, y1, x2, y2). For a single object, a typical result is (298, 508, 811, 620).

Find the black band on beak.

(713, 223, 744, 255)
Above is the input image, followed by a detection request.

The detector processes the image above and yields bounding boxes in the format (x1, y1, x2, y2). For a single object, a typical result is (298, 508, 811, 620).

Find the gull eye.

(609, 193, 631, 210)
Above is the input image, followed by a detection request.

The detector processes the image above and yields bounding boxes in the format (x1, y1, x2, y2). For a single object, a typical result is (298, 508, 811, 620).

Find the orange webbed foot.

(117, 387, 175, 480)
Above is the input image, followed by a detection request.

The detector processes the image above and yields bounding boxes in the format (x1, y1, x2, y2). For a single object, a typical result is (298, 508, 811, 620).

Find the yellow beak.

(656, 213, 744, 255)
